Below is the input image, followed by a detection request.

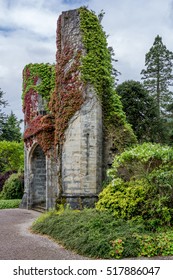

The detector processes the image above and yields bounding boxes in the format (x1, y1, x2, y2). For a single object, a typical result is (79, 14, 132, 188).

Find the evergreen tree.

(0, 88, 8, 138)
(141, 35, 173, 117)
(0, 112, 22, 142)
(0, 89, 22, 142)
(0, 88, 7, 109)
(116, 80, 165, 143)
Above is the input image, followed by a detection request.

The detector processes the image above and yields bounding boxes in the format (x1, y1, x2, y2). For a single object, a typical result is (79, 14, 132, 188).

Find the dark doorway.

(31, 145, 46, 208)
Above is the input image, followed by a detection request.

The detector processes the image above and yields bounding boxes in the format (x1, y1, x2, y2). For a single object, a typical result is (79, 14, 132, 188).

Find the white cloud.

(0, 0, 173, 123)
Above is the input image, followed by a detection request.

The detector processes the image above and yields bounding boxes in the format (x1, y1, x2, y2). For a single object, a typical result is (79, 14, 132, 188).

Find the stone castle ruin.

(21, 8, 136, 210)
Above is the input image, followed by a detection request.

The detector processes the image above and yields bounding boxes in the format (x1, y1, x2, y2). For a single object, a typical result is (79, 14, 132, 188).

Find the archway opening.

(30, 145, 46, 208)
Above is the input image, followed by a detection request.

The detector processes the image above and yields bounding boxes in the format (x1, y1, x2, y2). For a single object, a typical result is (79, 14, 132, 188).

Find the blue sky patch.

(0, 26, 16, 34)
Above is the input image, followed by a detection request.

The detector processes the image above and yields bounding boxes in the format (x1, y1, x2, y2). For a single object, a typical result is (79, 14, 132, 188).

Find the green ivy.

(79, 7, 136, 149)
(22, 63, 56, 152)
(22, 63, 55, 103)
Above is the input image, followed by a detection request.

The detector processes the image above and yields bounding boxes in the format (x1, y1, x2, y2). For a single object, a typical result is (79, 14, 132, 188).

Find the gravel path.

(0, 208, 89, 260)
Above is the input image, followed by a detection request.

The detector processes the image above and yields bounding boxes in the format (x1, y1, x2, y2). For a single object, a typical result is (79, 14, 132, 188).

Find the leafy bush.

(0, 199, 21, 209)
(96, 178, 147, 220)
(32, 208, 173, 259)
(133, 231, 173, 257)
(96, 143, 173, 229)
(0, 171, 16, 192)
(0, 172, 24, 199)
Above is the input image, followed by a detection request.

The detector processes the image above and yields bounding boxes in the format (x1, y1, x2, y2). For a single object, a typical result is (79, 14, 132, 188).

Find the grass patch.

(32, 208, 173, 259)
(0, 199, 21, 209)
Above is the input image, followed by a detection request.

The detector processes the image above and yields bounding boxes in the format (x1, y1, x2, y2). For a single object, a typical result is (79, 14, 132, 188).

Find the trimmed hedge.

(0, 199, 21, 209)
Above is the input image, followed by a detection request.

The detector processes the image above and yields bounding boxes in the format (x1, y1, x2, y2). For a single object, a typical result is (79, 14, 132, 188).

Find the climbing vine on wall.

(24, 115, 54, 153)
(49, 15, 84, 146)
(23, 63, 55, 124)
(23, 63, 55, 153)
(23, 89, 38, 125)
(79, 7, 137, 150)
(23, 63, 55, 103)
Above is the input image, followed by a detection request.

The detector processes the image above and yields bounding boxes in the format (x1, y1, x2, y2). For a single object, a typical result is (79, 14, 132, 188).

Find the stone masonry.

(20, 9, 104, 210)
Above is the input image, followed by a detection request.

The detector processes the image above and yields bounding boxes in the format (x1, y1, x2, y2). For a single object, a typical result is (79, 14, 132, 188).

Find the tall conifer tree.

(141, 35, 173, 117)
(0, 112, 22, 142)
(0, 88, 8, 137)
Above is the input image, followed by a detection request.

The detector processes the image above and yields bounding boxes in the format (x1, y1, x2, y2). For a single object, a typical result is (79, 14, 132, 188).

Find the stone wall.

(61, 86, 102, 208)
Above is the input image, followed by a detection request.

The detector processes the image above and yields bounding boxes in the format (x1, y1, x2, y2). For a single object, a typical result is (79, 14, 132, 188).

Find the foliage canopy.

(0, 141, 24, 173)
(116, 80, 165, 143)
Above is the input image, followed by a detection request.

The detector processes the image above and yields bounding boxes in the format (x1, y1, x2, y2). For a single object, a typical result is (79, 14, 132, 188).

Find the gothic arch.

(29, 144, 46, 209)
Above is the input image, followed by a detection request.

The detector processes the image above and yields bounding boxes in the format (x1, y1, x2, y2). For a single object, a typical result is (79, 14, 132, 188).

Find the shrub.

(0, 172, 24, 199)
(96, 143, 173, 229)
(96, 178, 147, 220)
(0, 171, 16, 192)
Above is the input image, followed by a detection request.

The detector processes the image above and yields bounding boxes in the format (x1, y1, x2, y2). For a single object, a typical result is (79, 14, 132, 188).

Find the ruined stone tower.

(21, 8, 136, 210)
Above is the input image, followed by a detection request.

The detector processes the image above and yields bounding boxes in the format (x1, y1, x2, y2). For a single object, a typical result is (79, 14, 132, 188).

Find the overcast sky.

(1, 0, 173, 123)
